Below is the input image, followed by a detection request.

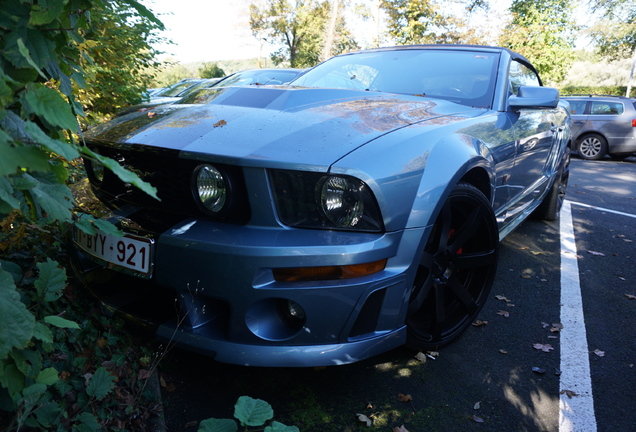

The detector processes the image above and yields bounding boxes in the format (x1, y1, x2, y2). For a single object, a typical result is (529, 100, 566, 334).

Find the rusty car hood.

(87, 86, 478, 168)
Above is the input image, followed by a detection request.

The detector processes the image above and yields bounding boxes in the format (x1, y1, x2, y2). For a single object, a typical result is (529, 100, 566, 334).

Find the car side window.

(590, 101, 624, 115)
(568, 100, 588, 115)
(508, 60, 540, 95)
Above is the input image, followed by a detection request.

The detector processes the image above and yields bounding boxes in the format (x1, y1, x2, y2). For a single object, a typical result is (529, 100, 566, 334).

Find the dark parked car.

(562, 94, 636, 160)
(73, 45, 571, 367)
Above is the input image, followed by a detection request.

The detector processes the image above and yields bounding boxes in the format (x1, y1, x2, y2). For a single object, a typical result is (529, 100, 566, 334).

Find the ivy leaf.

(34, 400, 62, 428)
(75, 412, 100, 432)
(35, 258, 66, 303)
(86, 367, 115, 400)
(24, 120, 80, 161)
(44, 315, 80, 329)
(197, 418, 238, 432)
(16, 38, 48, 80)
(23, 83, 77, 131)
(264, 421, 300, 432)
(33, 322, 53, 344)
(0, 269, 36, 360)
(234, 396, 274, 427)
(36, 367, 59, 386)
(81, 146, 159, 200)
(23, 173, 74, 222)
(29, 0, 68, 26)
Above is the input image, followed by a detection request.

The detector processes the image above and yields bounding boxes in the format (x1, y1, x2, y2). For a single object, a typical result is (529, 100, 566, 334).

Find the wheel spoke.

(448, 206, 482, 254)
(407, 270, 433, 315)
(447, 276, 478, 314)
(432, 282, 445, 340)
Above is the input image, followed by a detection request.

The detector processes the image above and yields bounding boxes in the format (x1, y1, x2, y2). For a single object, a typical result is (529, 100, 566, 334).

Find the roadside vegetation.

(0, 0, 634, 431)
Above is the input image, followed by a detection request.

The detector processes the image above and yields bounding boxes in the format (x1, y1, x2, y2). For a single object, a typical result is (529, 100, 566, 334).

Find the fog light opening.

(278, 299, 306, 330)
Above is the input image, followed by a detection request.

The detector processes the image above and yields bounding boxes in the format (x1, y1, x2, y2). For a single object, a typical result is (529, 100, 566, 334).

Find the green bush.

(559, 85, 636, 98)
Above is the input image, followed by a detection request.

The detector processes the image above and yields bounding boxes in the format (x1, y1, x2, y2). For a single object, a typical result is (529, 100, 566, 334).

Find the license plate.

(74, 228, 154, 276)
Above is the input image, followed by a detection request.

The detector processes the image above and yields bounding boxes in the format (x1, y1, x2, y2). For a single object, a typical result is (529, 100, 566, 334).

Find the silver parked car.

(73, 45, 571, 367)
(562, 94, 636, 160)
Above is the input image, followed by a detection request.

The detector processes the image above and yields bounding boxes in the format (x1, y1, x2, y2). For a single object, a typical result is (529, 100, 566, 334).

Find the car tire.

(533, 146, 570, 221)
(577, 134, 607, 160)
(406, 182, 498, 351)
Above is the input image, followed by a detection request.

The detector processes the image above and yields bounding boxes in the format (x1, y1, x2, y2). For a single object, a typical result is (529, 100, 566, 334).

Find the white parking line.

(568, 200, 636, 219)
(559, 201, 597, 432)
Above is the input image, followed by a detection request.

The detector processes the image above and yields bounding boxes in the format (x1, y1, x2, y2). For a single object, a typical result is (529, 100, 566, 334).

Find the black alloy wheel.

(406, 183, 499, 350)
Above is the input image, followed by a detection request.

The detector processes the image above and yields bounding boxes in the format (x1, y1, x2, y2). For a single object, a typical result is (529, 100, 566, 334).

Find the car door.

(505, 60, 556, 222)
(588, 100, 632, 147)
(566, 99, 589, 138)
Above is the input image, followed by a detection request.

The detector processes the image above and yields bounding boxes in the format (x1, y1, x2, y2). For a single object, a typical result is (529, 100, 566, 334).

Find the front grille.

(86, 142, 251, 227)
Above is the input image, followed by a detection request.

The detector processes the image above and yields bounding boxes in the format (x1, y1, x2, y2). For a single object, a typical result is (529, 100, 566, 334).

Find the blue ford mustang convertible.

(72, 45, 571, 367)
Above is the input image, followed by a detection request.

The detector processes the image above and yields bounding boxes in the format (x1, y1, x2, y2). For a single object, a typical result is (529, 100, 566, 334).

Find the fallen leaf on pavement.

(533, 343, 554, 352)
(474, 401, 481, 410)
(495, 295, 511, 302)
(472, 320, 488, 327)
(356, 414, 372, 427)
(398, 393, 413, 402)
(550, 323, 564, 332)
(497, 310, 510, 318)
(625, 294, 636, 300)
(414, 352, 427, 362)
(499, 349, 508, 354)
(561, 390, 578, 398)
(587, 250, 605, 256)
(532, 367, 546, 374)
(593, 349, 605, 357)
(472, 415, 484, 423)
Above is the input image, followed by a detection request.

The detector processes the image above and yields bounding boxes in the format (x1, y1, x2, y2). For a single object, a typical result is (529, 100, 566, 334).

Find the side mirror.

(509, 86, 559, 109)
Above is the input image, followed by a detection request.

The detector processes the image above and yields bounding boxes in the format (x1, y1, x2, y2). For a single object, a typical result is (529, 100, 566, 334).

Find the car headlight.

(270, 170, 384, 232)
(193, 164, 227, 213)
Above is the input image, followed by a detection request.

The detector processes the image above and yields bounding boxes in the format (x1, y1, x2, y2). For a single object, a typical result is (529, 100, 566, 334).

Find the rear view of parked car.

(562, 94, 636, 160)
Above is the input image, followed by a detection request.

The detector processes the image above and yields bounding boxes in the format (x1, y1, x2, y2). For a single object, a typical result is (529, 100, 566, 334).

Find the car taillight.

(632, 119, 636, 127)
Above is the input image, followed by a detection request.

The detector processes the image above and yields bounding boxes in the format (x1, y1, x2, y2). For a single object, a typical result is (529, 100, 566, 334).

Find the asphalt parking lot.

(158, 156, 636, 432)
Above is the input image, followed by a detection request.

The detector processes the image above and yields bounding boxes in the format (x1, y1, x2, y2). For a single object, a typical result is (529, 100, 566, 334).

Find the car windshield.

(291, 49, 500, 108)
(153, 80, 201, 97)
(212, 70, 301, 87)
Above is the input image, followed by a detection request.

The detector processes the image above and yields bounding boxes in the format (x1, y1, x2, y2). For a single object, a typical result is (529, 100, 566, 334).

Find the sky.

(140, 0, 592, 65)
(142, 0, 263, 63)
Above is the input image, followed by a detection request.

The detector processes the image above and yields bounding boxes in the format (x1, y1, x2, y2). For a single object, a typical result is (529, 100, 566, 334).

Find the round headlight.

(320, 176, 364, 228)
(195, 164, 227, 213)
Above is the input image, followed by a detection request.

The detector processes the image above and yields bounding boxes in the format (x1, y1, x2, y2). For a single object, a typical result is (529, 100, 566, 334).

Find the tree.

(250, 0, 349, 67)
(500, 0, 576, 85)
(0, 0, 160, 427)
(77, 0, 167, 124)
(199, 62, 227, 78)
(588, 0, 636, 96)
(379, 0, 490, 45)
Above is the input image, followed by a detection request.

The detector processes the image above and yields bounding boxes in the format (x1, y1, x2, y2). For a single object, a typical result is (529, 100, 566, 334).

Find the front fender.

(330, 115, 498, 232)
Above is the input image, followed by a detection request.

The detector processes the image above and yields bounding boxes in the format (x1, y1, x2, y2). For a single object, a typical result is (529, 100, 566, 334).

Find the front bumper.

(72, 214, 428, 367)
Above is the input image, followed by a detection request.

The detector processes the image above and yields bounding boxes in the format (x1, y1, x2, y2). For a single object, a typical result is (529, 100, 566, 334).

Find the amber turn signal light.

(273, 259, 387, 282)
